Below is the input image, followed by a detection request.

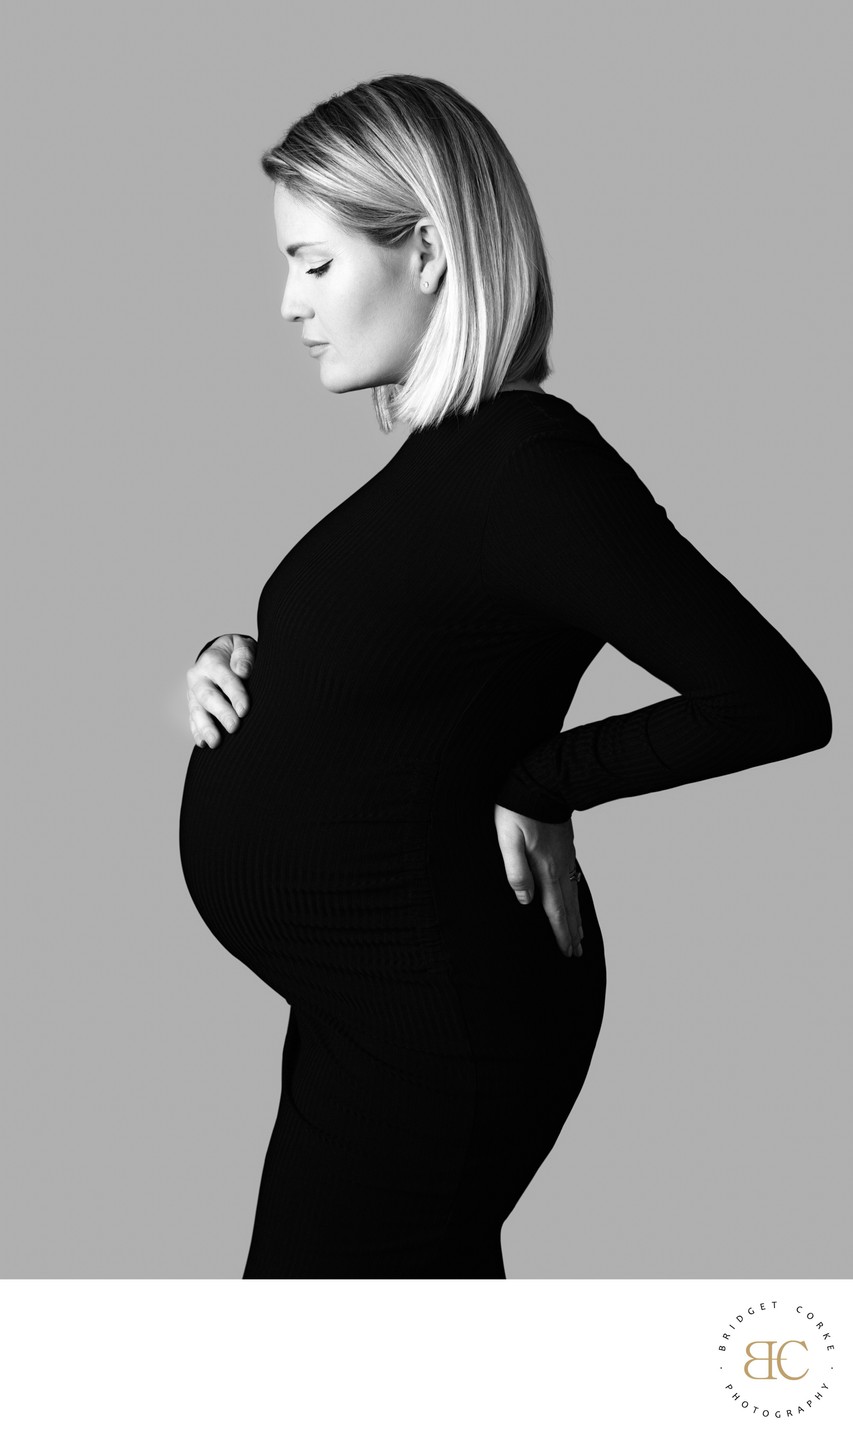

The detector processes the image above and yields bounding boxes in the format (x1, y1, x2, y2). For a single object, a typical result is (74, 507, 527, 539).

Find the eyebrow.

(284, 240, 326, 256)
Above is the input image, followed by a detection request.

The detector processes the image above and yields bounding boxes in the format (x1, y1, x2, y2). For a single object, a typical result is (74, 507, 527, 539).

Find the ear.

(413, 215, 447, 290)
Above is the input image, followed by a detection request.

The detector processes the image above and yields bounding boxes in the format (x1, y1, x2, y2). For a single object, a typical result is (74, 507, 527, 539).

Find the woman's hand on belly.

(493, 805, 584, 958)
(186, 634, 256, 748)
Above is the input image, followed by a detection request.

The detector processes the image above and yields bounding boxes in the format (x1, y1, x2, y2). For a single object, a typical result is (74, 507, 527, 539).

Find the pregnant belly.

(178, 735, 448, 1009)
(178, 733, 605, 1072)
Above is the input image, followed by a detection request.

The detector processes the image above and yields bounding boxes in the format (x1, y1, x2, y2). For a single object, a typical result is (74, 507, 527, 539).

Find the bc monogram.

(742, 1340, 808, 1380)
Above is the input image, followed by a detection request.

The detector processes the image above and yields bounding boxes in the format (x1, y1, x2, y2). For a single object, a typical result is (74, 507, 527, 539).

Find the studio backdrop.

(0, 0, 848, 1277)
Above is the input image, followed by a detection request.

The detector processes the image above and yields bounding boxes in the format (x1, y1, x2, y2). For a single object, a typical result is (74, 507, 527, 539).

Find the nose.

(280, 274, 312, 324)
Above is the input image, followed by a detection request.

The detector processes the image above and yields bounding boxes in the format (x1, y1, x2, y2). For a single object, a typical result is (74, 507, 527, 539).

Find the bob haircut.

(259, 74, 554, 434)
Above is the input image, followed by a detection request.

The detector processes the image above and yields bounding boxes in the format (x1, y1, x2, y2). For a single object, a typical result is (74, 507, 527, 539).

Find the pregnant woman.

(179, 75, 832, 1278)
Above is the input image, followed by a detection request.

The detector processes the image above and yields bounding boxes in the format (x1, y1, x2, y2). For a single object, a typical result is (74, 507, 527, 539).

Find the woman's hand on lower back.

(494, 804, 584, 957)
(186, 635, 256, 748)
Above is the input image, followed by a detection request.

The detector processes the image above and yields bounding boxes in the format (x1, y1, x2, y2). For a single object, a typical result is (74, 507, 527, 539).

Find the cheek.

(367, 282, 415, 348)
(329, 261, 410, 347)
(338, 294, 389, 354)
(349, 277, 388, 326)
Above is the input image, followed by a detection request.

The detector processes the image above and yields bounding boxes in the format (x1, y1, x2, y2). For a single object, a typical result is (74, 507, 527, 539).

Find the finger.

(188, 696, 222, 747)
(189, 715, 217, 749)
(495, 826, 535, 904)
(187, 682, 241, 744)
(561, 871, 583, 957)
(220, 666, 251, 717)
(190, 644, 253, 723)
(194, 640, 252, 716)
(230, 634, 256, 679)
(568, 854, 587, 952)
(537, 872, 573, 956)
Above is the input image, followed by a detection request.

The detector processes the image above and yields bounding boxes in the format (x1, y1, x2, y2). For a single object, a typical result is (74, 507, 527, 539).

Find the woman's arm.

(483, 424, 832, 824)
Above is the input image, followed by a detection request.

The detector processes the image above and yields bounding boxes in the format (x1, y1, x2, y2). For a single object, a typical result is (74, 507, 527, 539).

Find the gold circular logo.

(717, 1297, 837, 1419)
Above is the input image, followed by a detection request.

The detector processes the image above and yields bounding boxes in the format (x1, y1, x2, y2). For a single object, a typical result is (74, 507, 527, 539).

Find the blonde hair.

(260, 74, 554, 434)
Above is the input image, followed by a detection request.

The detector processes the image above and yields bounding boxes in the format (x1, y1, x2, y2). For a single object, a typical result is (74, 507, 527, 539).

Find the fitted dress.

(178, 388, 831, 1277)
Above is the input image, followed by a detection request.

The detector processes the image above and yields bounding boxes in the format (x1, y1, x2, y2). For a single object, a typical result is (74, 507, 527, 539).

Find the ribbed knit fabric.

(179, 389, 831, 1277)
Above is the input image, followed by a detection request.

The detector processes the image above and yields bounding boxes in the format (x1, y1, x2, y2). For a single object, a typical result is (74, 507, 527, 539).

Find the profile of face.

(274, 184, 447, 392)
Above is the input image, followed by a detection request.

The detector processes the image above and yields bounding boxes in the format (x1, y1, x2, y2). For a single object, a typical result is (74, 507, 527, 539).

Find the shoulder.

(497, 395, 640, 494)
(498, 394, 630, 473)
(489, 397, 668, 536)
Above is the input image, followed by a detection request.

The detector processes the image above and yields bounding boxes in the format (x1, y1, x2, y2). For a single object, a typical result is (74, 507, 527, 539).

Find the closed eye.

(307, 261, 332, 278)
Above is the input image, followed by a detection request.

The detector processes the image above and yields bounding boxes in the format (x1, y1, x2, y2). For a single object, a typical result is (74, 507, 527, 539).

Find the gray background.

(1, 0, 849, 1277)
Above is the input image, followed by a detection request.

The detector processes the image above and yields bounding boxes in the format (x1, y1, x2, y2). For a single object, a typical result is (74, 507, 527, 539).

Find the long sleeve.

(193, 634, 256, 665)
(485, 426, 832, 823)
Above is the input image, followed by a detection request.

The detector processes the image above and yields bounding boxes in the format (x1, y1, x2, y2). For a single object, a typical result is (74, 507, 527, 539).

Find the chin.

(319, 372, 387, 395)
(313, 350, 402, 393)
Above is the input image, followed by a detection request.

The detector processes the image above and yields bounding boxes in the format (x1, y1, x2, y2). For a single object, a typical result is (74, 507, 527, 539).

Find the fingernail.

(517, 893, 531, 904)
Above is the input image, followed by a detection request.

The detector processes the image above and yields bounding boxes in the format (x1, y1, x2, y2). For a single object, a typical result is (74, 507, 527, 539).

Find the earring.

(422, 279, 429, 292)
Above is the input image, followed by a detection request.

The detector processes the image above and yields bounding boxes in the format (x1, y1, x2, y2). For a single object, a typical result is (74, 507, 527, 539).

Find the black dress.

(178, 389, 831, 1277)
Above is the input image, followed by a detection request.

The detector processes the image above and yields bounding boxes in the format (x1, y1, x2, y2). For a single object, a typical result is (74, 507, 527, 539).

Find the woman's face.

(274, 185, 446, 392)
